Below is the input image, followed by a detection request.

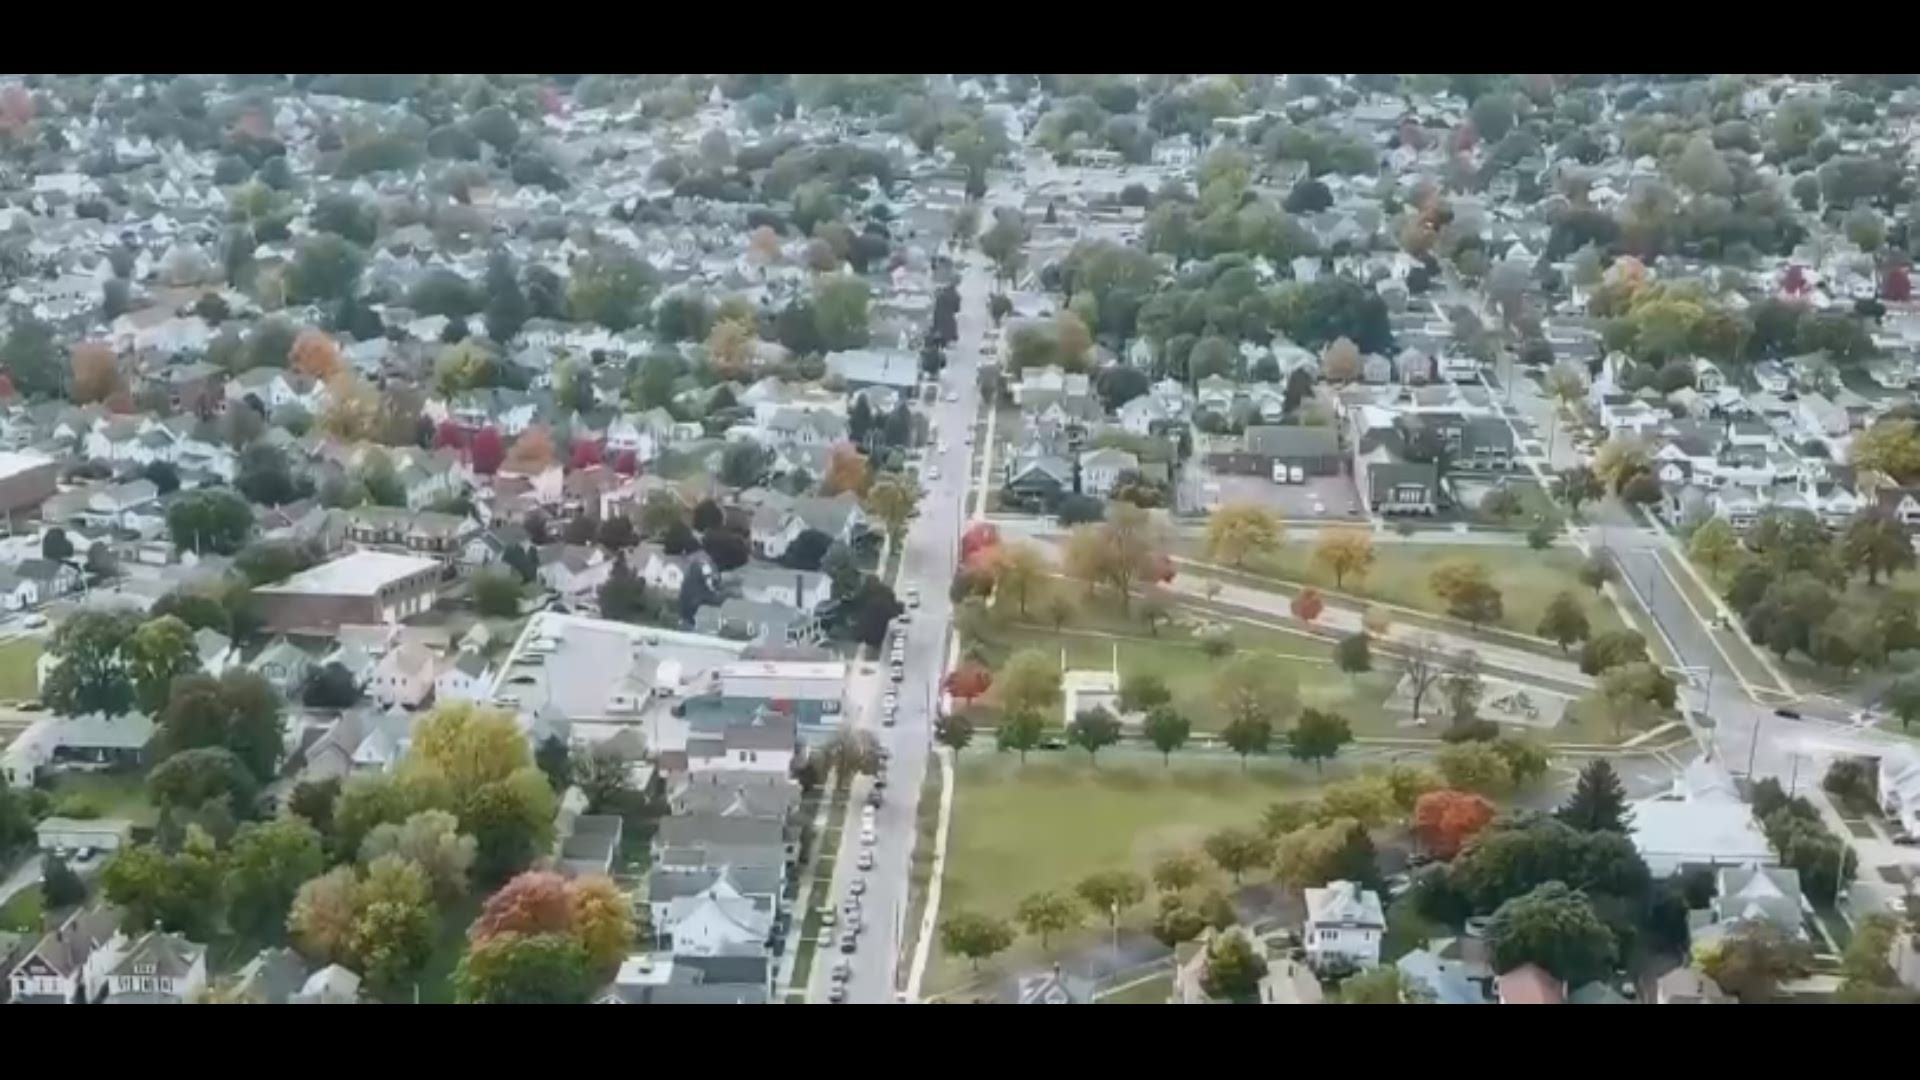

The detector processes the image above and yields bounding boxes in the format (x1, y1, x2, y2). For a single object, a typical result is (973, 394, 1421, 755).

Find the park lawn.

(0, 884, 44, 933)
(1098, 973, 1174, 1003)
(1466, 478, 1565, 530)
(46, 771, 158, 828)
(972, 613, 1398, 735)
(1178, 540, 1628, 643)
(928, 751, 1330, 993)
(0, 636, 41, 701)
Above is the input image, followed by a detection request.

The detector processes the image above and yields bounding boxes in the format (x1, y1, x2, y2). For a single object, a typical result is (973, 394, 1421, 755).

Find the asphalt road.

(807, 247, 995, 1005)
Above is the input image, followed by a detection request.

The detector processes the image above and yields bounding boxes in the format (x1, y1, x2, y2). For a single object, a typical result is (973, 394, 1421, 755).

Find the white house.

(433, 651, 492, 705)
(1880, 750, 1920, 838)
(735, 567, 832, 614)
(369, 643, 439, 709)
(84, 929, 208, 1005)
(1078, 447, 1138, 499)
(1302, 880, 1385, 972)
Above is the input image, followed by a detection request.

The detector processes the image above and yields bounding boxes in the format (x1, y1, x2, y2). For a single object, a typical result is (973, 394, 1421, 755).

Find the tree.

(1337, 966, 1421, 1004)
(700, 526, 750, 572)
(1842, 511, 1915, 585)
(1142, 706, 1190, 766)
(41, 853, 85, 908)
(45, 528, 81, 563)
(403, 704, 557, 883)
(1559, 760, 1632, 833)
(996, 709, 1045, 765)
(1204, 503, 1284, 568)
(2, 317, 63, 399)
(286, 233, 364, 303)
(1066, 706, 1122, 766)
(940, 912, 1015, 971)
(1078, 870, 1147, 927)
(720, 440, 773, 489)
(1851, 419, 1920, 484)
(934, 713, 975, 759)
(1200, 929, 1270, 1002)
(1202, 826, 1270, 884)
(812, 274, 872, 350)
(69, 341, 122, 404)
(848, 579, 902, 649)
(149, 745, 258, 816)
(102, 831, 222, 938)
(1334, 631, 1372, 673)
(1687, 518, 1742, 582)
(1151, 850, 1205, 894)
(1557, 466, 1602, 515)
(862, 473, 916, 543)
(1696, 920, 1812, 1004)
(1412, 789, 1496, 859)
(1435, 742, 1514, 796)
(1118, 672, 1171, 715)
(1287, 708, 1352, 773)
(567, 248, 657, 331)
(42, 609, 140, 718)
(157, 671, 285, 784)
(360, 810, 476, 901)
(225, 815, 326, 937)
(1401, 635, 1444, 726)
(1290, 588, 1325, 625)
(1429, 559, 1503, 628)
(1580, 629, 1649, 676)
(1313, 528, 1375, 590)
(454, 931, 593, 1004)
(467, 427, 505, 475)
(125, 615, 201, 714)
(1273, 817, 1374, 890)
(1013, 890, 1080, 948)
(998, 649, 1063, 721)
(1884, 672, 1920, 731)
(1485, 882, 1616, 986)
(993, 543, 1047, 617)
(1321, 336, 1362, 382)
(1536, 592, 1591, 654)
(166, 489, 253, 554)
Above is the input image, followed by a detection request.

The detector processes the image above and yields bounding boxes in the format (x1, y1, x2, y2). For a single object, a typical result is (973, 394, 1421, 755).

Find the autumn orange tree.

(944, 662, 993, 705)
(290, 328, 344, 381)
(821, 442, 871, 496)
(69, 341, 122, 404)
(1412, 789, 1496, 859)
(460, 870, 635, 998)
(504, 426, 558, 474)
(1290, 588, 1325, 624)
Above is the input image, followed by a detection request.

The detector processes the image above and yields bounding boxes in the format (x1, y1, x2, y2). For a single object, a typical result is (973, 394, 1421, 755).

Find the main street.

(807, 240, 996, 1005)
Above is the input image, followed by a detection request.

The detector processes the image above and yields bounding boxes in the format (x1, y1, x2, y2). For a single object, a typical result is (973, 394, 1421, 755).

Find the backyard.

(0, 883, 44, 933)
(927, 751, 1335, 993)
(45, 771, 158, 828)
(0, 636, 41, 701)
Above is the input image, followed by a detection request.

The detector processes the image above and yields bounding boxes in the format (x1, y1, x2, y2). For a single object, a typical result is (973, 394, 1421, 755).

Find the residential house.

(13, 559, 81, 603)
(1395, 937, 1493, 1004)
(369, 643, 440, 709)
(1878, 749, 1920, 838)
(647, 864, 784, 943)
(694, 599, 822, 646)
(825, 348, 920, 390)
(1172, 928, 1324, 1004)
(1689, 864, 1807, 950)
(734, 567, 832, 614)
(6, 907, 121, 1004)
(249, 638, 315, 698)
(1302, 880, 1385, 972)
(1077, 446, 1138, 498)
(1013, 365, 1098, 421)
(84, 929, 207, 1005)
(759, 407, 846, 449)
(1002, 453, 1074, 508)
(1655, 966, 1734, 1004)
(2, 713, 157, 789)
(1630, 761, 1776, 876)
(300, 707, 414, 781)
(538, 545, 612, 601)
(433, 651, 492, 704)
(342, 506, 477, 564)
(1496, 963, 1565, 1004)
(653, 814, 793, 871)
(1205, 425, 1342, 478)
(1693, 357, 1726, 392)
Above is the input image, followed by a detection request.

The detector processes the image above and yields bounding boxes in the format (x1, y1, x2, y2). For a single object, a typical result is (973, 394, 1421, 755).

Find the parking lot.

(1189, 463, 1366, 522)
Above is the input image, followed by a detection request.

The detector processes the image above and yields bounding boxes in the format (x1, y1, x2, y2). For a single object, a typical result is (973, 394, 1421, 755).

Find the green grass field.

(46, 771, 158, 827)
(1179, 540, 1627, 643)
(0, 884, 44, 933)
(929, 752, 1330, 992)
(0, 637, 41, 701)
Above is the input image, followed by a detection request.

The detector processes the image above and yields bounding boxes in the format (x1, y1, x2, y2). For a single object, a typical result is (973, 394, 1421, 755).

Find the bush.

(52, 794, 102, 820)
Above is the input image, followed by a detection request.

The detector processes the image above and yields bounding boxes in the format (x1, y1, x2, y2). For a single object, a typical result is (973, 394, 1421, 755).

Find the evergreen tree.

(1557, 759, 1631, 833)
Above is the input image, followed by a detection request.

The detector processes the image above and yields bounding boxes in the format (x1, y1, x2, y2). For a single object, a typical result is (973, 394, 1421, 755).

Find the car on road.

(905, 587, 920, 608)
(828, 983, 847, 1002)
(22, 613, 46, 629)
(860, 823, 876, 846)
(889, 664, 904, 683)
(839, 931, 858, 954)
(850, 877, 868, 896)
(861, 804, 876, 827)
(883, 691, 898, 714)
(944, 389, 959, 402)
(858, 848, 875, 870)
(818, 906, 837, 929)
(1774, 708, 1802, 720)
(927, 464, 941, 481)
(866, 787, 883, 808)
(833, 958, 852, 982)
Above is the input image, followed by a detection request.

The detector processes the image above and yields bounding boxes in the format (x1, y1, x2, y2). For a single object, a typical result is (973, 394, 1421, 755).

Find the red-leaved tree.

(612, 449, 638, 476)
(1151, 553, 1176, 584)
(470, 427, 505, 475)
(1290, 588, 1325, 624)
(470, 871, 573, 942)
(434, 420, 467, 450)
(960, 522, 1000, 563)
(1782, 265, 1807, 295)
(570, 439, 604, 470)
(1412, 789, 1497, 860)
(944, 662, 993, 704)
(1885, 265, 1913, 303)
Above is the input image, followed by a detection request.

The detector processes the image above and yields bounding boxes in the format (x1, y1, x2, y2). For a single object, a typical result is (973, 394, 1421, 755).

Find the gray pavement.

(807, 246, 995, 1005)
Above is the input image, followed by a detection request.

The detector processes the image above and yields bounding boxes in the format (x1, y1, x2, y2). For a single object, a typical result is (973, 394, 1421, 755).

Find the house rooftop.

(255, 551, 440, 598)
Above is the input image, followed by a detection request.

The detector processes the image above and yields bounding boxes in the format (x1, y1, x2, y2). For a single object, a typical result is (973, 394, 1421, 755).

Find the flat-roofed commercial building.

(253, 551, 441, 634)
